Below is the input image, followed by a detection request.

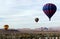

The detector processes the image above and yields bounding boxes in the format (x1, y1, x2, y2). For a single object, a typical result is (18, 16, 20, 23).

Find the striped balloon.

(43, 3, 57, 21)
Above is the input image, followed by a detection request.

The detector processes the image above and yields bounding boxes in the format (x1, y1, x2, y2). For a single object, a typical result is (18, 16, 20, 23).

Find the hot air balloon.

(35, 18, 39, 22)
(4, 25, 9, 30)
(43, 3, 57, 21)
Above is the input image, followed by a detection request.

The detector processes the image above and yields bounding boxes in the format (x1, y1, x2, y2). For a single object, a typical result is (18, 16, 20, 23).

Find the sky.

(0, 0, 60, 29)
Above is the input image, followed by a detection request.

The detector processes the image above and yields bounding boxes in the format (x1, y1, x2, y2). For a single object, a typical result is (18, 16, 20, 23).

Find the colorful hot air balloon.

(35, 18, 39, 22)
(43, 3, 57, 21)
(4, 25, 9, 30)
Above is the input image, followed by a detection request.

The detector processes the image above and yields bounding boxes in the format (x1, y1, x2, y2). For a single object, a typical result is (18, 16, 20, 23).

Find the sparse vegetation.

(0, 30, 60, 39)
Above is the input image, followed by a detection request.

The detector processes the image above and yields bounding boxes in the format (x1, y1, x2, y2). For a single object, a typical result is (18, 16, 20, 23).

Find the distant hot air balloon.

(43, 3, 57, 21)
(4, 25, 9, 30)
(35, 18, 39, 22)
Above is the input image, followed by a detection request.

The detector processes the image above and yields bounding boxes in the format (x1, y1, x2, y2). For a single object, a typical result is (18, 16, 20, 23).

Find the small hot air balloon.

(35, 18, 39, 22)
(4, 25, 9, 30)
(43, 3, 57, 21)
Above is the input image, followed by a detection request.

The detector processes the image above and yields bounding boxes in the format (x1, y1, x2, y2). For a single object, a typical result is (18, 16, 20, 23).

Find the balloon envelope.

(35, 18, 39, 22)
(4, 25, 9, 30)
(43, 3, 57, 21)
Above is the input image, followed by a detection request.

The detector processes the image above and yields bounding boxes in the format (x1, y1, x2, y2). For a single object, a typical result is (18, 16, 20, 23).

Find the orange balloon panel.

(4, 28, 8, 30)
